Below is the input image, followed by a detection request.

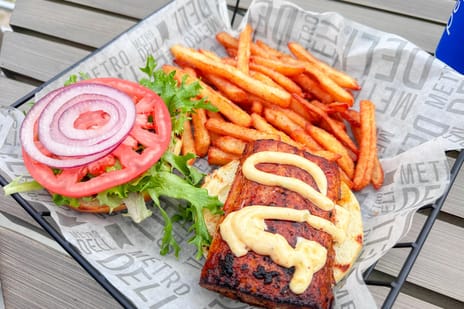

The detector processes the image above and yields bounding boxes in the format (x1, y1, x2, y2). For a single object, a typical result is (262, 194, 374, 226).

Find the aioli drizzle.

(241, 151, 334, 211)
(219, 151, 346, 294)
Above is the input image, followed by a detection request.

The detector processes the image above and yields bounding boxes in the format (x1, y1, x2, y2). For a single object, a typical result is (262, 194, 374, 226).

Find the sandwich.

(3, 57, 223, 257)
(201, 139, 363, 308)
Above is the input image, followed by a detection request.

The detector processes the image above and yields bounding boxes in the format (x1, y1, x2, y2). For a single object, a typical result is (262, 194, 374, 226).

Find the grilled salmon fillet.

(200, 139, 341, 309)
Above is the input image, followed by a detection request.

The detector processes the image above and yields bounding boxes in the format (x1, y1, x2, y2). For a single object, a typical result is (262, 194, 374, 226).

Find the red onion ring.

(20, 83, 136, 168)
(42, 94, 127, 155)
(54, 94, 120, 141)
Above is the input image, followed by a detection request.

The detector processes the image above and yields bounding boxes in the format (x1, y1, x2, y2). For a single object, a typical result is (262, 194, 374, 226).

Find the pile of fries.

(166, 24, 384, 191)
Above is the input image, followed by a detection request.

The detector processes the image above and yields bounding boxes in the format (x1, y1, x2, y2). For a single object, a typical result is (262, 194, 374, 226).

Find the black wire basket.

(1, 1, 462, 308)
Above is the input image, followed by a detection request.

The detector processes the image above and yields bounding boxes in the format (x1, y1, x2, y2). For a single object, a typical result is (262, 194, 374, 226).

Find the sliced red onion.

(43, 95, 125, 155)
(20, 83, 136, 168)
(54, 94, 120, 141)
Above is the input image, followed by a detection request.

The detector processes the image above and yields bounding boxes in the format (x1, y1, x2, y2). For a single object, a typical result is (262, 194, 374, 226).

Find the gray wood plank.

(0, 76, 36, 106)
(0, 194, 43, 230)
(338, 0, 455, 24)
(0, 227, 122, 309)
(229, 0, 455, 23)
(442, 157, 464, 218)
(65, 0, 171, 19)
(369, 286, 443, 309)
(4, 0, 447, 85)
(11, 0, 136, 49)
(375, 212, 464, 302)
(228, 0, 446, 53)
(0, 32, 89, 81)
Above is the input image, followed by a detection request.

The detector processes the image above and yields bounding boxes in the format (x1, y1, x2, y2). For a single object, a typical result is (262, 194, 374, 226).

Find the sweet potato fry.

(191, 108, 210, 157)
(213, 136, 247, 155)
(291, 129, 325, 152)
(339, 167, 354, 189)
(251, 114, 340, 161)
(255, 39, 286, 58)
(304, 65, 354, 105)
(310, 100, 347, 131)
(352, 100, 377, 190)
(253, 112, 339, 162)
(208, 146, 240, 166)
(251, 113, 301, 148)
(182, 66, 198, 78)
(341, 109, 361, 128)
(215, 31, 239, 49)
(288, 96, 320, 123)
(206, 110, 225, 121)
(273, 106, 308, 128)
(250, 56, 305, 76)
(249, 62, 303, 96)
(237, 24, 253, 74)
(263, 108, 322, 151)
(354, 114, 383, 190)
(200, 72, 249, 103)
(250, 101, 264, 114)
(170, 44, 291, 107)
(250, 71, 285, 91)
(226, 47, 237, 57)
(327, 102, 350, 113)
(285, 54, 354, 105)
(263, 107, 300, 131)
(306, 123, 355, 179)
(199, 48, 223, 62)
(294, 94, 358, 154)
(181, 118, 196, 163)
(216, 32, 268, 57)
(288, 42, 360, 90)
(162, 64, 252, 127)
(351, 123, 362, 148)
(292, 73, 334, 104)
(245, 93, 271, 111)
(205, 118, 280, 142)
(225, 58, 296, 96)
(319, 114, 347, 133)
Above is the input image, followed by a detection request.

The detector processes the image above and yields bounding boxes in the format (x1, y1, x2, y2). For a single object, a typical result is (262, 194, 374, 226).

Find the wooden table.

(1, 0, 463, 308)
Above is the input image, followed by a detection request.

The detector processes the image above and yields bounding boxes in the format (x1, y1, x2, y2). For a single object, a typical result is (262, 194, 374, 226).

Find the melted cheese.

(219, 150, 346, 294)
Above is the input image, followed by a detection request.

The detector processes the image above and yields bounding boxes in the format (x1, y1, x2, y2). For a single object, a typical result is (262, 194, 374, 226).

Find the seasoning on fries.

(181, 117, 196, 164)
(237, 23, 253, 74)
(170, 45, 291, 107)
(191, 108, 210, 158)
(168, 24, 384, 191)
(207, 146, 240, 166)
(205, 118, 280, 142)
(352, 100, 379, 190)
(288, 42, 361, 90)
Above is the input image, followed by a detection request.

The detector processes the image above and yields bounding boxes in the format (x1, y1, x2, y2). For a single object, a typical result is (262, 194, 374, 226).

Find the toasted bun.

(61, 193, 151, 214)
(202, 159, 363, 283)
(71, 200, 127, 213)
(333, 182, 363, 282)
(202, 160, 240, 238)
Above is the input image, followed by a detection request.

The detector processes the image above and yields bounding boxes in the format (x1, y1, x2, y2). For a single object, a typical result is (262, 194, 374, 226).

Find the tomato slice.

(22, 78, 172, 198)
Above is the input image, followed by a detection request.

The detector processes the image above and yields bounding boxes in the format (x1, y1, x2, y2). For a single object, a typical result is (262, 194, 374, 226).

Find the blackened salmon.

(200, 139, 341, 309)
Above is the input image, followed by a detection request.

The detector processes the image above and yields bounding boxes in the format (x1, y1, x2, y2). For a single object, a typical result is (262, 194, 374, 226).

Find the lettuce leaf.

(139, 55, 217, 137)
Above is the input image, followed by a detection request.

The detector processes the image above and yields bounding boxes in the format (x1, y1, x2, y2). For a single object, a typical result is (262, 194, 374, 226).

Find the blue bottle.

(436, 0, 464, 74)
